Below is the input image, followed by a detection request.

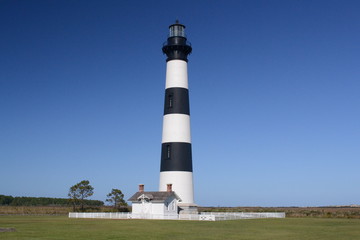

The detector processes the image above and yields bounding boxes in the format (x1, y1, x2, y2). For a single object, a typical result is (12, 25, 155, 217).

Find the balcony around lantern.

(163, 39, 192, 48)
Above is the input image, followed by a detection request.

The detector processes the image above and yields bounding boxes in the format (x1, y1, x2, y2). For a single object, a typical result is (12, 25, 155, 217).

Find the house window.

(168, 202, 171, 211)
(168, 201, 175, 211)
(167, 145, 171, 159)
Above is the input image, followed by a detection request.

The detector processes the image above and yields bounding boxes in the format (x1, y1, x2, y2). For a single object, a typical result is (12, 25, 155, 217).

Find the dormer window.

(138, 194, 152, 203)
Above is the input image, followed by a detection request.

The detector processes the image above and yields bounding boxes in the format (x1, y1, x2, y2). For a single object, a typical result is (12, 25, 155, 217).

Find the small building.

(128, 184, 181, 219)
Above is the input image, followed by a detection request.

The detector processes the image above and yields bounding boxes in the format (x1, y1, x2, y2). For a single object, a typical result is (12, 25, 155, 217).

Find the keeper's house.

(128, 184, 181, 219)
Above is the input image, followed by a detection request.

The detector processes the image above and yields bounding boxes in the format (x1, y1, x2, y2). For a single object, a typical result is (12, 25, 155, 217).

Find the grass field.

(1, 215, 359, 240)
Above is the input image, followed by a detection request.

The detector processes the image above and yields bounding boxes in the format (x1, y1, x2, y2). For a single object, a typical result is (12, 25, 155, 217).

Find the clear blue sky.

(1, 0, 359, 207)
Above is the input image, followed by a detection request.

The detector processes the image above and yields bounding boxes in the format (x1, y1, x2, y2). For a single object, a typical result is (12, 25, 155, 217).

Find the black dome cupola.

(162, 20, 192, 62)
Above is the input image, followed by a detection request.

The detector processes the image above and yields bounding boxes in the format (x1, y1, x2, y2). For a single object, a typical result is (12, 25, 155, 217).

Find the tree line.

(0, 195, 103, 207)
(1, 180, 127, 212)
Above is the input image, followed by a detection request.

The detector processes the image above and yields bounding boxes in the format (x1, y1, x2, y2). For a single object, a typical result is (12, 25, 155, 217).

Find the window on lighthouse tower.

(166, 145, 171, 159)
(168, 95, 173, 108)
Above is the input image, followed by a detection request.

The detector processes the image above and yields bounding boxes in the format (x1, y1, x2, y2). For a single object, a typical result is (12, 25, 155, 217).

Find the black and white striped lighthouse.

(159, 21, 195, 208)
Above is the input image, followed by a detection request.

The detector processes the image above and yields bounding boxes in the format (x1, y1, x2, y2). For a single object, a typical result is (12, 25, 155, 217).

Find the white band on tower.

(166, 60, 189, 89)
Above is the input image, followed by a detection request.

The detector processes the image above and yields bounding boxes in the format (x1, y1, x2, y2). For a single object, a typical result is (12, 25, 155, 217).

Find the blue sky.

(1, 0, 359, 207)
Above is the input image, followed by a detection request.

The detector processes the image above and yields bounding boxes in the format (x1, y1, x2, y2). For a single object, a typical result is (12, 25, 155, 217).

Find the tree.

(0, 195, 14, 205)
(106, 188, 127, 210)
(68, 180, 94, 212)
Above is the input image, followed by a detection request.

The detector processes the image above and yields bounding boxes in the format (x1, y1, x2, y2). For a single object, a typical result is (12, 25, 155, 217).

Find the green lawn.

(1, 215, 359, 240)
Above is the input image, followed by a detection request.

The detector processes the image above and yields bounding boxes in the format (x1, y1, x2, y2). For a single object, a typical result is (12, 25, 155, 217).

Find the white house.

(128, 184, 181, 219)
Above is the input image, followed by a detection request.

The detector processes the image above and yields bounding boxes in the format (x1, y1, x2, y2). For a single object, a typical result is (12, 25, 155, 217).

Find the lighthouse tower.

(159, 21, 196, 211)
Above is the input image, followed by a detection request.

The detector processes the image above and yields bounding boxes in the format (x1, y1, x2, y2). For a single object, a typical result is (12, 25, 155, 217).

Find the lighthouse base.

(178, 203, 198, 215)
(159, 171, 194, 204)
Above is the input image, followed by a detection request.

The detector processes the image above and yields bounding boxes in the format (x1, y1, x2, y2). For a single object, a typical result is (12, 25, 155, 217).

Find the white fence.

(69, 212, 131, 219)
(69, 212, 285, 221)
(68, 212, 179, 220)
(199, 212, 286, 221)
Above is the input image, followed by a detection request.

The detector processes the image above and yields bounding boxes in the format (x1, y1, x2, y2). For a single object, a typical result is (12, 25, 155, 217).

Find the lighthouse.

(159, 21, 197, 212)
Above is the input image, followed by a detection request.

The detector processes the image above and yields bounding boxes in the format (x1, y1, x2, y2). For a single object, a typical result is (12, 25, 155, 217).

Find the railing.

(162, 40, 192, 48)
(69, 212, 285, 221)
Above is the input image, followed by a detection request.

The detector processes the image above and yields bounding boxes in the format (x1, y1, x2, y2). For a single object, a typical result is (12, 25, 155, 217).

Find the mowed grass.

(1, 215, 359, 240)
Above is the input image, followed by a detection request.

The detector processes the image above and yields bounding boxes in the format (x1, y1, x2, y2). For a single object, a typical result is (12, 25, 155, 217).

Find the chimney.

(167, 184, 172, 192)
(139, 184, 144, 192)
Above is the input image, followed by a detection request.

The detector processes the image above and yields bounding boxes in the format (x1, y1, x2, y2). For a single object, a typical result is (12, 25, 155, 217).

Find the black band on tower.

(164, 88, 190, 115)
(160, 142, 192, 172)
